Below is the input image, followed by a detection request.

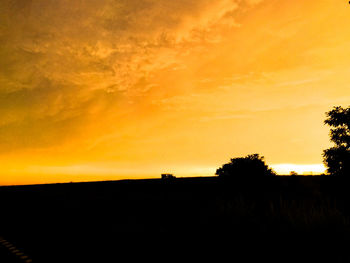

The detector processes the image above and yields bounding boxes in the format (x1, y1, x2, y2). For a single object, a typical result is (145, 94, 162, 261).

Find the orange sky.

(0, 0, 349, 184)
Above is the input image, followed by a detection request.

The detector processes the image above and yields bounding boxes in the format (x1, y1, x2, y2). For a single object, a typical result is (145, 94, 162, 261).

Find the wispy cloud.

(0, 0, 248, 151)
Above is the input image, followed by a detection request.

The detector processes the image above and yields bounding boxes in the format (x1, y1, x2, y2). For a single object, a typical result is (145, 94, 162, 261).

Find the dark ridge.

(0, 176, 350, 262)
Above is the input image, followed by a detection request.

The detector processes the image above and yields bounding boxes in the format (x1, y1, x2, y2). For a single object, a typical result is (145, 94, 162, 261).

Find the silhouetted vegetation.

(161, 173, 175, 179)
(290, 171, 298, 176)
(1, 177, 350, 262)
(323, 106, 350, 176)
(215, 153, 276, 179)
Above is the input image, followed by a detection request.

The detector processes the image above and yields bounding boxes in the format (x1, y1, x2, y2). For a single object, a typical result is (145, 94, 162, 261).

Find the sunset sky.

(1, 0, 350, 184)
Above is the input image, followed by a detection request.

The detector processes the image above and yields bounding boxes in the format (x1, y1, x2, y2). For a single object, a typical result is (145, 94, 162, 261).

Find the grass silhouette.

(0, 176, 350, 262)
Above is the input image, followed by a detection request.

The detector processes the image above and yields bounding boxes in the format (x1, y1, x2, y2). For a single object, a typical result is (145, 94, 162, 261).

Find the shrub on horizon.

(215, 154, 276, 179)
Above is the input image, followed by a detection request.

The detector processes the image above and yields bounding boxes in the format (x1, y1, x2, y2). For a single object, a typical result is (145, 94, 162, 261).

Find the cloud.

(3, 0, 350, 181)
(3, 0, 340, 163)
(0, 0, 251, 151)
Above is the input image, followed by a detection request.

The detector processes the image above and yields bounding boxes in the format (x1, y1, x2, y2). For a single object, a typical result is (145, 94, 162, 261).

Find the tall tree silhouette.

(323, 106, 350, 176)
(216, 154, 276, 179)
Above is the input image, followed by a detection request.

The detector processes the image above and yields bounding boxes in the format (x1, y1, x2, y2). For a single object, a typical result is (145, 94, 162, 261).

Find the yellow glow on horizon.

(271, 164, 326, 175)
(0, 164, 218, 185)
(0, 163, 328, 186)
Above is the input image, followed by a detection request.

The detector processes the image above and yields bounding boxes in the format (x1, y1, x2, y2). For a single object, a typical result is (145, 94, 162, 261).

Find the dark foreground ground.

(0, 176, 350, 262)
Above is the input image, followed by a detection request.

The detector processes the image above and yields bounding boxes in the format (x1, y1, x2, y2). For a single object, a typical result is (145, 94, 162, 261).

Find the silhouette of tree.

(323, 106, 350, 176)
(216, 154, 276, 179)
(290, 171, 298, 176)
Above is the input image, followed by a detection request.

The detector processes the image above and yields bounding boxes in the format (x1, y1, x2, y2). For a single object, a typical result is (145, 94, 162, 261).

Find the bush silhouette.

(290, 171, 298, 176)
(215, 154, 276, 179)
(323, 106, 350, 176)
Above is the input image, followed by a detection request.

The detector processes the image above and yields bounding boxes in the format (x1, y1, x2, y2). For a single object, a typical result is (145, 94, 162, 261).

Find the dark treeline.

(1, 176, 350, 262)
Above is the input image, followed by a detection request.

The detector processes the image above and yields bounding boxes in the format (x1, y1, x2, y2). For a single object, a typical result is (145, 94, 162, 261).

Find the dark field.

(1, 176, 350, 262)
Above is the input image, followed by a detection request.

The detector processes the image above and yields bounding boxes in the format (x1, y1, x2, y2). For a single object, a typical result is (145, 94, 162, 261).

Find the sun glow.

(271, 164, 326, 175)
